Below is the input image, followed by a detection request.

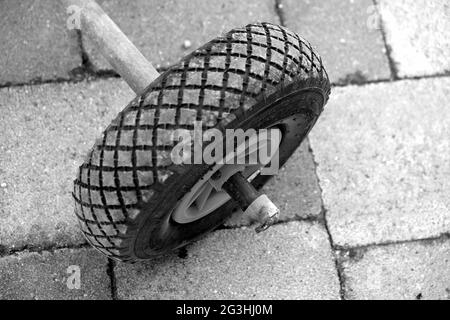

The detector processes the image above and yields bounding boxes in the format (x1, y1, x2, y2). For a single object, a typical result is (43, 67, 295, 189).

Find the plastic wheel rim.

(171, 128, 282, 224)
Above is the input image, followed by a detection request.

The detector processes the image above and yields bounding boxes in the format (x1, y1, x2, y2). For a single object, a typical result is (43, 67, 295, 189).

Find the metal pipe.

(223, 173, 280, 233)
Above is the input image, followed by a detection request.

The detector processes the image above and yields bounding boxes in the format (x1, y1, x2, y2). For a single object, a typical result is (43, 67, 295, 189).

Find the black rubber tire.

(73, 22, 330, 262)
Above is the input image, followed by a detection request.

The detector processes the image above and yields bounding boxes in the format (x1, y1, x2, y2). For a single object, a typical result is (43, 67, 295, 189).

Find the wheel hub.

(171, 128, 282, 224)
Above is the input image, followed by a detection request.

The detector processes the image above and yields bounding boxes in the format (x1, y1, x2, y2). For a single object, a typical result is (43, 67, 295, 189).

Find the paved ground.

(0, 0, 81, 84)
(309, 78, 450, 247)
(0, 0, 448, 300)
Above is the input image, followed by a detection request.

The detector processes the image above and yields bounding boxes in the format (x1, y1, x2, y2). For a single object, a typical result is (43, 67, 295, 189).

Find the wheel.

(73, 22, 330, 262)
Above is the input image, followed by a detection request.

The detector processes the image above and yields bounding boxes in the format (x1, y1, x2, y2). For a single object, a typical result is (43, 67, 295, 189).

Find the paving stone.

(0, 0, 82, 84)
(0, 248, 110, 300)
(309, 78, 450, 247)
(378, 0, 450, 77)
(115, 222, 341, 299)
(0, 79, 135, 250)
(342, 238, 450, 300)
(83, 0, 278, 71)
(225, 140, 322, 227)
(282, 0, 391, 83)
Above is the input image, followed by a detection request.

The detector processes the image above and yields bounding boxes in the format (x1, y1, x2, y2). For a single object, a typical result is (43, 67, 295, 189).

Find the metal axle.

(223, 173, 280, 232)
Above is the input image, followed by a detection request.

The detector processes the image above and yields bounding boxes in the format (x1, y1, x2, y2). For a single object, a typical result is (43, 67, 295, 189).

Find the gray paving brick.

(83, 0, 279, 71)
(225, 140, 322, 227)
(0, 0, 82, 84)
(378, 0, 450, 77)
(309, 78, 450, 247)
(0, 79, 135, 250)
(342, 238, 450, 300)
(115, 222, 341, 300)
(0, 248, 110, 300)
(282, 0, 391, 83)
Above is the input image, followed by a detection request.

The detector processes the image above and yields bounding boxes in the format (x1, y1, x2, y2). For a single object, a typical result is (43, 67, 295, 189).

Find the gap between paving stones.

(107, 259, 118, 300)
(308, 139, 347, 299)
(337, 232, 450, 255)
(321, 207, 346, 299)
(2, 64, 448, 91)
(332, 71, 450, 87)
(0, 215, 322, 259)
(372, 0, 399, 80)
(0, 243, 90, 259)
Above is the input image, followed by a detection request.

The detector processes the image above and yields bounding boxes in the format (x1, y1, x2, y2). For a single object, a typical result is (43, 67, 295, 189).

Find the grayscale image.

(0, 0, 448, 303)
